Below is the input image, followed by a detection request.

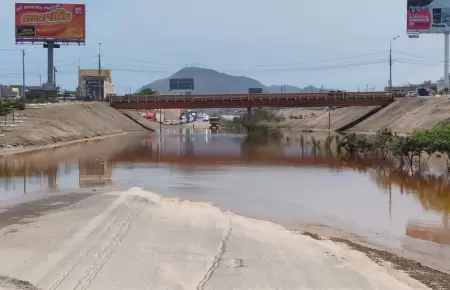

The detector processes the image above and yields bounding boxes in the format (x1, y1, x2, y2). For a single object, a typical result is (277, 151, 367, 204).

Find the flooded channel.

(0, 128, 449, 270)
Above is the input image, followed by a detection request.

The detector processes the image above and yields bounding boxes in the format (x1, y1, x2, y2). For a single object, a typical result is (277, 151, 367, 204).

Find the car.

(327, 90, 346, 97)
(406, 91, 418, 97)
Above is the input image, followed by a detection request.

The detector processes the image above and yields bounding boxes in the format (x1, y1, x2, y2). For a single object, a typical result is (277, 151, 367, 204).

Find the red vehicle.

(146, 112, 155, 120)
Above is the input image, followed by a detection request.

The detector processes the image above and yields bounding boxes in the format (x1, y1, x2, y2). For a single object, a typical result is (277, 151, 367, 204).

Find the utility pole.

(22, 49, 25, 97)
(445, 33, 450, 91)
(98, 42, 102, 76)
(98, 42, 102, 100)
(389, 36, 400, 93)
(78, 58, 81, 89)
(328, 107, 331, 132)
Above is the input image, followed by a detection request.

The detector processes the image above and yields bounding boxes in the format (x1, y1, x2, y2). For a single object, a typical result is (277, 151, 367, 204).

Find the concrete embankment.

(281, 97, 450, 133)
(0, 102, 147, 153)
(280, 106, 378, 131)
(351, 97, 450, 133)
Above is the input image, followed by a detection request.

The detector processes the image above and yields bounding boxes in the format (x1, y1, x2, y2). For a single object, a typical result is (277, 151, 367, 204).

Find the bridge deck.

(109, 92, 394, 109)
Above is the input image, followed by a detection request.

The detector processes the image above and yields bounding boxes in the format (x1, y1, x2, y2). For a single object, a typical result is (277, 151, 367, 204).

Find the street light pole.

(389, 36, 400, 93)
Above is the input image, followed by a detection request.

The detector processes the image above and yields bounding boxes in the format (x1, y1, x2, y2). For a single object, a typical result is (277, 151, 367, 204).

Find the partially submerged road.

(0, 188, 432, 290)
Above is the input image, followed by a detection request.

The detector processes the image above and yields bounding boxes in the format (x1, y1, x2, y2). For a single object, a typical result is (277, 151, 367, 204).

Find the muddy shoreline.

(297, 225, 450, 290)
(0, 132, 138, 157)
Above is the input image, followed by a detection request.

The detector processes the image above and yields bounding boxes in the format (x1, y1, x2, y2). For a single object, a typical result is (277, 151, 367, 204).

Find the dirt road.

(0, 188, 433, 290)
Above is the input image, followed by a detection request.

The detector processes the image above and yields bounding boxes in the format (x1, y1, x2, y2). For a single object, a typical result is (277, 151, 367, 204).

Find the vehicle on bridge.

(209, 116, 220, 131)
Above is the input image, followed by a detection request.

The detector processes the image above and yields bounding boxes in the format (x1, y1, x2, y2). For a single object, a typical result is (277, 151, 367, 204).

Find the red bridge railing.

(109, 92, 393, 104)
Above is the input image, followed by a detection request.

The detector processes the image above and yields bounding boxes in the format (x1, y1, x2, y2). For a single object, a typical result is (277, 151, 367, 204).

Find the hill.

(139, 67, 325, 94)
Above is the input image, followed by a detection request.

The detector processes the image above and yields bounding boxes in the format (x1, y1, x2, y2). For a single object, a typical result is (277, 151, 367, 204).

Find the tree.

(0, 104, 12, 126)
(138, 88, 156, 95)
(374, 128, 394, 159)
(14, 100, 26, 118)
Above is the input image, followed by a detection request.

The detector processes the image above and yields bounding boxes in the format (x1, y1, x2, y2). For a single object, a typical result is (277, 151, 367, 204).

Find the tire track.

(29, 192, 130, 287)
(46, 204, 127, 290)
(71, 204, 141, 290)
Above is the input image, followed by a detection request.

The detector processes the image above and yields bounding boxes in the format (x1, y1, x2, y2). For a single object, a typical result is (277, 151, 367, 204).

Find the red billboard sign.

(15, 3, 85, 43)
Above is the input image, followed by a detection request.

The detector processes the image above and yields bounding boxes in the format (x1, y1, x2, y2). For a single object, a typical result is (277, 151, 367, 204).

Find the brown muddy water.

(0, 128, 449, 270)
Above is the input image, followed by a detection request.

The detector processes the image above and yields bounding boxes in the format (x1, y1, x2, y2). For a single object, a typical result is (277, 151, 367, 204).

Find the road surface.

(0, 188, 430, 290)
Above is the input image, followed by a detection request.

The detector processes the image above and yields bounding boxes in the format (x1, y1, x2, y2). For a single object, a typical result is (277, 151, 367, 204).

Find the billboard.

(407, 0, 450, 33)
(249, 88, 263, 94)
(15, 3, 85, 43)
(169, 78, 194, 91)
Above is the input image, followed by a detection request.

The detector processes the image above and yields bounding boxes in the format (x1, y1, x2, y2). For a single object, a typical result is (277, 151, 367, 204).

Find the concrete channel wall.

(0, 102, 147, 151)
(281, 97, 450, 133)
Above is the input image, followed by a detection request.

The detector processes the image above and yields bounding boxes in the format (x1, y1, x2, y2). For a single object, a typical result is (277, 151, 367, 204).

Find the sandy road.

(0, 188, 431, 290)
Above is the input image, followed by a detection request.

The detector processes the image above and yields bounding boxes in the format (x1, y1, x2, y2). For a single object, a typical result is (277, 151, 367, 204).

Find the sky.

(0, 0, 448, 94)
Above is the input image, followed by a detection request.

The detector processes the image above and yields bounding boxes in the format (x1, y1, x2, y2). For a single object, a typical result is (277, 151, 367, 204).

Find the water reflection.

(79, 159, 113, 188)
(0, 130, 449, 250)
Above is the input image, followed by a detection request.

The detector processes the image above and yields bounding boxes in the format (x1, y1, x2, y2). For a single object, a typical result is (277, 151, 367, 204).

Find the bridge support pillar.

(247, 107, 252, 116)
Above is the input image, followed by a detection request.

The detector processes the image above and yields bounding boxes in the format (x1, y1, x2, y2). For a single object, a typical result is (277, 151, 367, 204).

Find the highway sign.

(170, 78, 194, 91)
(249, 88, 263, 94)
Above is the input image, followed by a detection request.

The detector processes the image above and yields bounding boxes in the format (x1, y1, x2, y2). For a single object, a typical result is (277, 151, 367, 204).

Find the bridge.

(108, 92, 394, 110)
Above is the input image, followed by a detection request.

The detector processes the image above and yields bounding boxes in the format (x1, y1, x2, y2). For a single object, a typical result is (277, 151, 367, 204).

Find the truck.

(209, 116, 220, 130)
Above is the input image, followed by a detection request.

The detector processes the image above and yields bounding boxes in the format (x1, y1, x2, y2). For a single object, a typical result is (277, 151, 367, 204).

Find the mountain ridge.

(140, 67, 327, 94)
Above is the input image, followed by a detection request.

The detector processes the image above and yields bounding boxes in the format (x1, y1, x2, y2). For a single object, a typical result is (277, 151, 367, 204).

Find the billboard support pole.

(445, 33, 449, 91)
(47, 41, 55, 87)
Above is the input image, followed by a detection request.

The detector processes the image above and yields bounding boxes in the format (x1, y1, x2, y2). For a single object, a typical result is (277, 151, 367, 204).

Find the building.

(78, 69, 114, 100)
(0, 85, 20, 100)
(0, 84, 60, 100)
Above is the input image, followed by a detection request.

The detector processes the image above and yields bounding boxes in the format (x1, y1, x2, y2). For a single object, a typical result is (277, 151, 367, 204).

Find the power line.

(222, 59, 388, 73)
(393, 50, 442, 61)
(254, 51, 388, 68)
(0, 59, 390, 78)
(102, 51, 389, 69)
(0, 55, 97, 67)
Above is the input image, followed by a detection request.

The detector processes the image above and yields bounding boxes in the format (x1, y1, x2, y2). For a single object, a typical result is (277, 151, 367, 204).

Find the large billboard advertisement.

(15, 3, 85, 43)
(407, 0, 450, 33)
